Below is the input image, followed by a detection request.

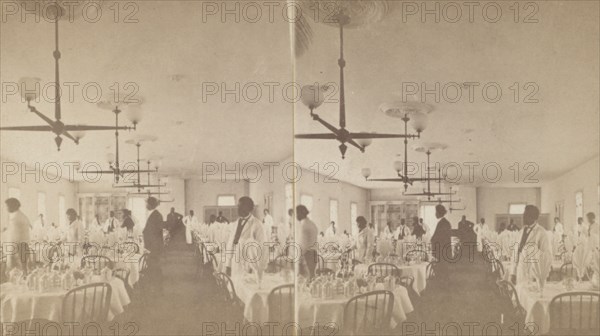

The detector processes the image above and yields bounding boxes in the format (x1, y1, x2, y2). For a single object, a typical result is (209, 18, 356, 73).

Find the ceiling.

(1, 1, 598, 188)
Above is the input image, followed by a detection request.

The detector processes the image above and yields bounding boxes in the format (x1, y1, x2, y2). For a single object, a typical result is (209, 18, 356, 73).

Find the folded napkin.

(376, 238, 393, 256)
(572, 243, 592, 279)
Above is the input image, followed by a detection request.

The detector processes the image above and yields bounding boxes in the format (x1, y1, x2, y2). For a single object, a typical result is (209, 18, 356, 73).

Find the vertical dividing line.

(288, 2, 299, 334)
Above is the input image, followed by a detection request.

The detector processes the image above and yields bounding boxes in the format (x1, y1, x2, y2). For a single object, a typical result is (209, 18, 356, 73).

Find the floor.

(123, 236, 507, 336)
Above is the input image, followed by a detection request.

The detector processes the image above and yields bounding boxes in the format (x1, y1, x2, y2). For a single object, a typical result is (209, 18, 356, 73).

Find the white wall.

(184, 179, 249, 223)
(295, 169, 369, 234)
(76, 176, 186, 220)
(1, 160, 77, 228)
(369, 185, 477, 230)
(476, 187, 541, 230)
(541, 156, 599, 234)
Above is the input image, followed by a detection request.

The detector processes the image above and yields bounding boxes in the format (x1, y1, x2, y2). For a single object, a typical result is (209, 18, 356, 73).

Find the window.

(350, 202, 358, 235)
(300, 194, 313, 213)
(329, 199, 338, 225)
(285, 183, 293, 214)
(58, 195, 66, 226)
(509, 203, 527, 215)
(575, 191, 584, 223)
(217, 195, 236, 207)
(37, 192, 46, 217)
(419, 204, 437, 233)
(129, 197, 147, 232)
(8, 187, 20, 200)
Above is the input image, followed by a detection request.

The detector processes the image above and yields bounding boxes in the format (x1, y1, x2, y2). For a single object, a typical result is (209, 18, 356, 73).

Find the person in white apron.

(183, 210, 198, 245)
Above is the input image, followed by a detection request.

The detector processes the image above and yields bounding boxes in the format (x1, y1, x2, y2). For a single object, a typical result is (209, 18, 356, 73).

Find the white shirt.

(226, 215, 268, 275)
(2, 211, 31, 244)
(355, 228, 375, 263)
(183, 215, 198, 227)
(553, 222, 564, 236)
(263, 214, 274, 237)
(67, 220, 83, 244)
(103, 217, 118, 233)
(513, 223, 552, 284)
(324, 224, 337, 238)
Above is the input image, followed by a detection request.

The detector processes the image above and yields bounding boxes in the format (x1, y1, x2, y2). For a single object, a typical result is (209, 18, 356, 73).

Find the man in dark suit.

(431, 204, 452, 264)
(143, 197, 165, 256)
(166, 207, 183, 234)
(142, 197, 164, 293)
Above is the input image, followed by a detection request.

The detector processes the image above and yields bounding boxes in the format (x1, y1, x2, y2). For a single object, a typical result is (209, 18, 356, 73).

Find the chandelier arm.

(62, 131, 78, 144)
(311, 114, 340, 135)
(64, 125, 131, 131)
(346, 137, 365, 152)
(349, 133, 411, 139)
(0, 125, 52, 131)
(27, 105, 56, 127)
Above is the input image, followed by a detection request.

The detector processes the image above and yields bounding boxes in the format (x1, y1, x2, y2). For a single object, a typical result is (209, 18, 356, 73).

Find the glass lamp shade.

(361, 168, 371, 179)
(300, 85, 325, 109)
(19, 77, 41, 101)
(126, 105, 143, 124)
(71, 128, 86, 141)
(106, 152, 115, 165)
(393, 160, 403, 172)
(356, 137, 372, 148)
(410, 112, 428, 133)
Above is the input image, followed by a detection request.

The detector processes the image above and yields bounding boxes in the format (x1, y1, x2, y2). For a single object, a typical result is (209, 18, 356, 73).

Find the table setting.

(1, 261, 130, 323)
(297, 272, 414, 330)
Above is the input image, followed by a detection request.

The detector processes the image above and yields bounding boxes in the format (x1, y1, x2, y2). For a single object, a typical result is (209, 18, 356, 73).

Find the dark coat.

(143, 210, 164, 255)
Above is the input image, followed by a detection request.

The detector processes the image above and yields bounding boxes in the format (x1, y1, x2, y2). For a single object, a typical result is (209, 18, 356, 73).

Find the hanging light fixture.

(0, 3, 142, 150)
(294, 12, 427, 159)
(82, 134, 156, 183)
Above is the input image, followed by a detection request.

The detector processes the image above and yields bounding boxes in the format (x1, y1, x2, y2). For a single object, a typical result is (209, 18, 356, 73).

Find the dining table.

(356, 261, 428, 294)
(0, 276, 130, 323)
(516, 281, 600, 334)
(230, 272, 293, 324)
(297, 284, 413, 331)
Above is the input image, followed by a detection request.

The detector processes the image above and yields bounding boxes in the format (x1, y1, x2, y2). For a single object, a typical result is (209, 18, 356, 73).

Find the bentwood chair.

(214, 272, 244, 321)
(367, 263, 399, 278)
(80, 255, 113, 274)
(120, 241, 140, 254)
(113, 268, 133, 297)
(62, 283, 112, 323)
(548, 292, 600, 335)
(560, 262, 576, 280)
(496, 280, 526, 326)
(405, 249, 428, 263)
(268, 284, 294, 325)
(315, 254, 335, 276)
(343, 290, 395, 335)
(426, 261, 437, 280)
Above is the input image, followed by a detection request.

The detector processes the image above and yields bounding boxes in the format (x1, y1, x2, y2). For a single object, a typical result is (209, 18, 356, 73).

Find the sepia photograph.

(0, 1, 599, 335)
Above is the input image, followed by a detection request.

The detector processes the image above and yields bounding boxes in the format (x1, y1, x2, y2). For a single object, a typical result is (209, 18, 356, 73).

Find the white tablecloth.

(0, 277, 130, 323)
(231, 273, 292, 323)
(396, 263, 427, 294)
(71, 254, 141, 287)
(516, 281, 600, 334)
(297, 285, 413, 329)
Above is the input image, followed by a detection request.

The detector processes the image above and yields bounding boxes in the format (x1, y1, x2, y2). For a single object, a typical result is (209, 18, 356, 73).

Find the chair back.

(139, 253, 149, 274)
(405, 249, 428, 262)
(113, 268, 133, 296)
(214, 272, 238, 303)
(492, 258, 505, 279)
(560, 262, 576, 280)
(80, 255, 113, 274)
(62, 283, 112, 322)
(426, 261, 436, 280)
(496, 280, 526, 323)
(343, 290, 394, 335)
(267, 284, 294, 324)
(548, 292, 600, 335)
(367, 263, 399, 278)
(120, 241, 140, 254)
